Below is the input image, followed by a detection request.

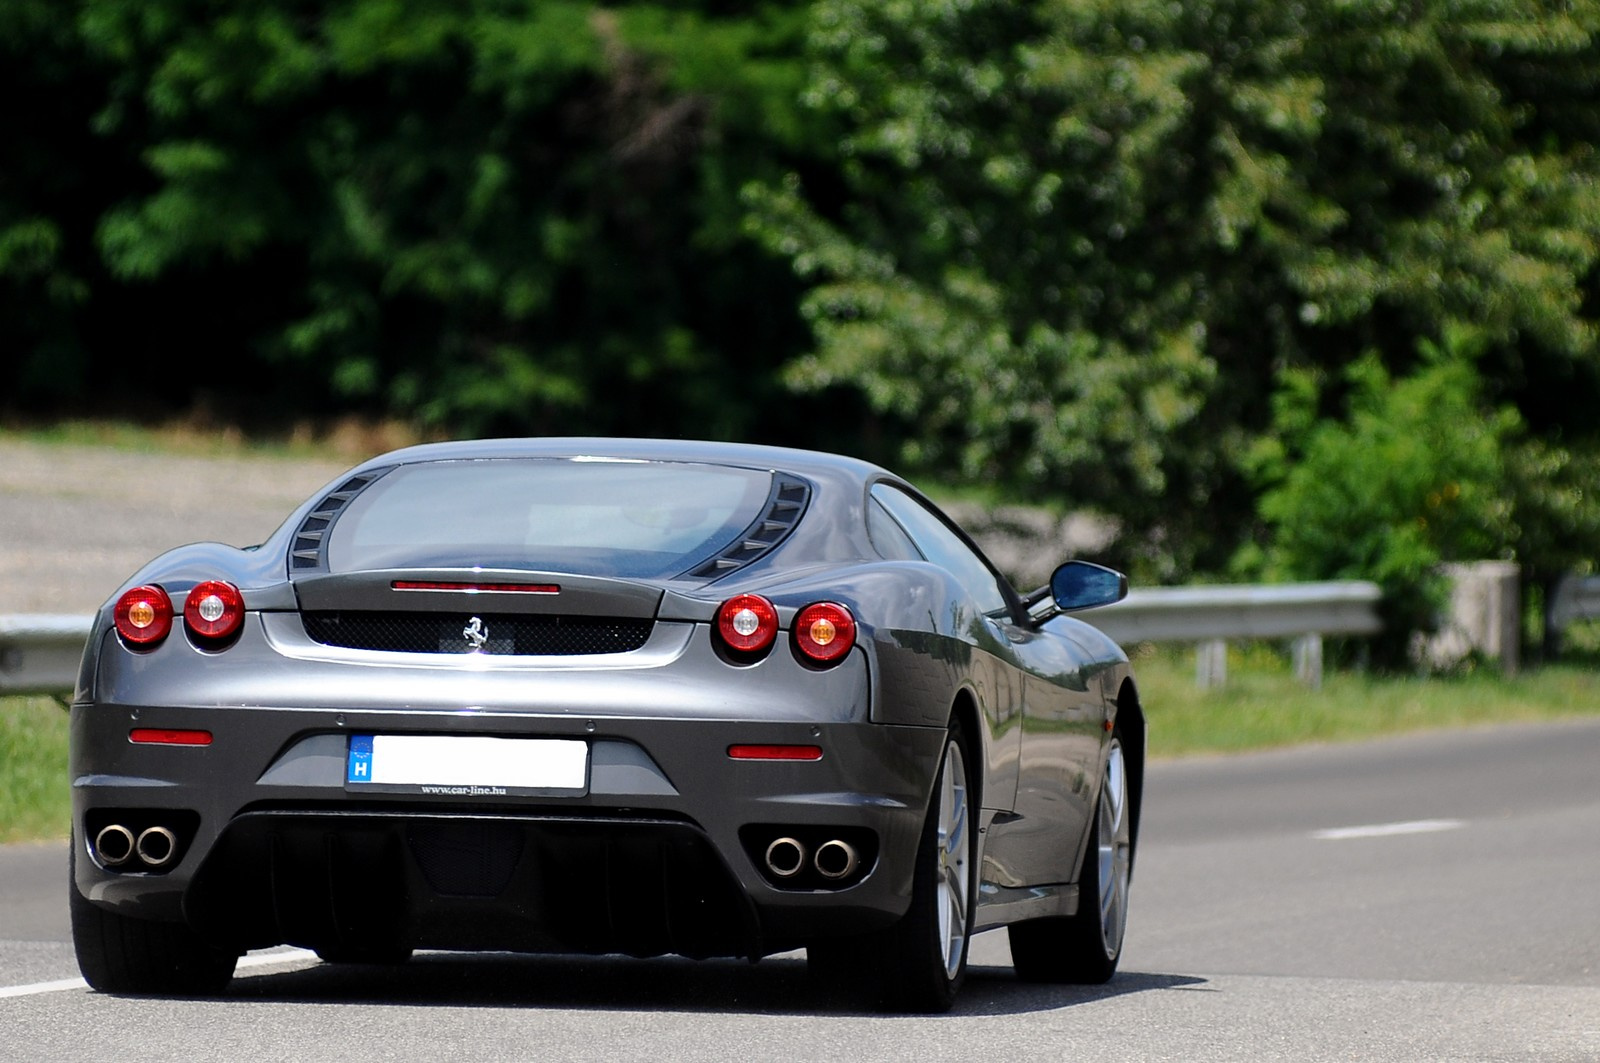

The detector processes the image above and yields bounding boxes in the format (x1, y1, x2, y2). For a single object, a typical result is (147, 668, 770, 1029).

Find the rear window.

(325, 459, 773, 579)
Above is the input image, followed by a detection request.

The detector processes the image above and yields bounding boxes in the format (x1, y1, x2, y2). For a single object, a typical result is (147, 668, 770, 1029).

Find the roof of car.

(347, 438, 897, 485)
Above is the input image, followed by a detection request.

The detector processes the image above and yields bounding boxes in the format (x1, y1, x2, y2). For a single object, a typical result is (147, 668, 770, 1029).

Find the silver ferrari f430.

(69, 438, 1143, 1012)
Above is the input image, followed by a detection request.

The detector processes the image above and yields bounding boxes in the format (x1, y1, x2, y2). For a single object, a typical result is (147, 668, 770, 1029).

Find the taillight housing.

(716, 594, 779, 657)
(183, 580, 245, 642)
(793, 602, 856, 666)
(114, 585, 174, 646)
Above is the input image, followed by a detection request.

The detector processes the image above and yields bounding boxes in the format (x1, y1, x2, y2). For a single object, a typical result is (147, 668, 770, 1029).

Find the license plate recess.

(345, 734, 589, 798)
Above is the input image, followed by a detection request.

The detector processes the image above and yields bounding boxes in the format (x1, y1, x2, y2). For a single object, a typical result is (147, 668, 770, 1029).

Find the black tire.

(808, 719, 977, 1013)
(70, 837, 238, 995)
(1009, 736, 1132, 984)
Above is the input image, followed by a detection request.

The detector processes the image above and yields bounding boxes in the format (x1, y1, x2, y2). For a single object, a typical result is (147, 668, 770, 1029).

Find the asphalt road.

(4, 719, 1598, 1061)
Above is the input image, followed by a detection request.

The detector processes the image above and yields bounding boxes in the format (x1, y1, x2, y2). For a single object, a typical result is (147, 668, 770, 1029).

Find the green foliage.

(1243, 333, 1518, 660)
(748, 0, 1600, 582)
(4, 1, 843, 446)
(6, 0, 1600, 621)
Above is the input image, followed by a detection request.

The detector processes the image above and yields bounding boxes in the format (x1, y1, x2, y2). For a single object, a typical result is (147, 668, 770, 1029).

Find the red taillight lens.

(794, 602, 856, 665)
(114, 585, 173, 645)
(716, 594, 779, 654)
(183, 580, 244, 641)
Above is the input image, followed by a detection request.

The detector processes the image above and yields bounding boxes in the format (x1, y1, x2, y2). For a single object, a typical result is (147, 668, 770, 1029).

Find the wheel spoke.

(944, 864, 967, 926)
(1096, 740, 1131, 956)
(944, 794, 966, 854)
(934, 739, 971, 978)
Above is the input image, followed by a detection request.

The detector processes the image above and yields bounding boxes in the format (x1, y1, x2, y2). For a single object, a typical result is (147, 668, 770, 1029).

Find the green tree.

(5, 1, 849, 446)
(0, 0, 122, 403)
(748, 0, 1600, 581)
(1245, 335, 1518, 663)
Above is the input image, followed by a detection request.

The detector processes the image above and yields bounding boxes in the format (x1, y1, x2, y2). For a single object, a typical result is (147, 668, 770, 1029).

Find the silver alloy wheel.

(1096, 739, 1132, 958)
(936, 739, 971, 979)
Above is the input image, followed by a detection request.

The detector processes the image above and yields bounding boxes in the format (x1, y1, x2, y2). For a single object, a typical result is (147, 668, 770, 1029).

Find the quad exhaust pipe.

(762, 835, 862, 883)
(814, 839, 860, 880)
(136, 826, 179, 868)
(94, 824, 136, 867)
(764, 837, 807, 879)
(93, 823, 181, 870)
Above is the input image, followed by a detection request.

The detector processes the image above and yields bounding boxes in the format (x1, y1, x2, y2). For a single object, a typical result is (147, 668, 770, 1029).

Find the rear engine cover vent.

(682, 474, 811, 580)
(302, 612, 653, 656)
(289, 468, 393, 573)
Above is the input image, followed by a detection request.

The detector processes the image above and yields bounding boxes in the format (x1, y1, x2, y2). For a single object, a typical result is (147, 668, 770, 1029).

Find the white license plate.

(345, 734, 588, 797)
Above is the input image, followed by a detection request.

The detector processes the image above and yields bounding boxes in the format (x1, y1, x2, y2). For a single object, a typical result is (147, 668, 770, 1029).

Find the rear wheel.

(809, 719, 975, 1012)
(1009, 736, 1132, 984)
(70, 837, 237, 995)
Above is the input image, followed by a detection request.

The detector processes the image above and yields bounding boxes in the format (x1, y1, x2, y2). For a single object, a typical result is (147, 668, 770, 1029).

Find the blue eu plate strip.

(346, 734, 374, 784)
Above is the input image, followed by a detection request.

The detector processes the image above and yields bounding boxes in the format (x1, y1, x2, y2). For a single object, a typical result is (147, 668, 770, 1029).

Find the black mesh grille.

(301, 611, 653, 655)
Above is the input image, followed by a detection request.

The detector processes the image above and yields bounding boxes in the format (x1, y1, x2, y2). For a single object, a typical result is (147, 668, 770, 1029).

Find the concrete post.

(1426, 562, 1521, 674)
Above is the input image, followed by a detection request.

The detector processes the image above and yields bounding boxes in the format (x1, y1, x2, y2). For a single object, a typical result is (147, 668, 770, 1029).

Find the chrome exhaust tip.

(135, 826, 179, 868)
(94, 824, 136, 867)
(764, 837, 808, 879)
(814, 839, 859, 880)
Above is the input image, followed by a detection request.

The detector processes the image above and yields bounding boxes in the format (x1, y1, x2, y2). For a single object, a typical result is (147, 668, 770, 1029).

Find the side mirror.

(1050, 560, 1128, 612)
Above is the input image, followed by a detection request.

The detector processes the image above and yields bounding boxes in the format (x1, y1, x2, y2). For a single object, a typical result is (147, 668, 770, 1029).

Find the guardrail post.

(1196, 639, 1227, 689)
(1292, 634, 1324, 690)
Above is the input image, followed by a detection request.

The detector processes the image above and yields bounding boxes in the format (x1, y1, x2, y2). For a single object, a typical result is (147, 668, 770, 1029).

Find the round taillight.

(184, 580, 245, 641)
(114, 585, 174, 645)
(794, 602, 856, 665)
(716, 594, 779, 654)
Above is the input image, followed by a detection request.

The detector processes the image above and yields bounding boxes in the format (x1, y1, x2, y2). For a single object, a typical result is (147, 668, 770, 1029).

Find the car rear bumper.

(71, 620, 947, 958)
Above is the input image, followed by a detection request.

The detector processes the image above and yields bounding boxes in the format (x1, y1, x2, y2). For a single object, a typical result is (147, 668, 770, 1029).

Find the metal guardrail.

(0, 579, 1384, 698)
(1550, 574, 1600, 629)
(0, 614, 92, 698)
(1089, 581, 1382, 689)
(1088, 581, 1383, 644)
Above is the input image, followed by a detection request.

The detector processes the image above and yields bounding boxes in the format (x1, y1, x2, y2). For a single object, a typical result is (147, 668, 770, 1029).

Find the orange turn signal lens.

(793, 602, 856, 665)
(113, 586, 174, 646)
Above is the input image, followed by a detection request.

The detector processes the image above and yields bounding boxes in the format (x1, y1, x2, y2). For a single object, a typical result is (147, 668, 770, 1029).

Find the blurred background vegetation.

(4, 0, 1599, 660)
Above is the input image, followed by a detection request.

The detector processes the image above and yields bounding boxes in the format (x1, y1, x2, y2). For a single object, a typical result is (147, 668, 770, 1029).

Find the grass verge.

(0, 697, 70, 843)
(5, 653, 1598, 842)
(1133, 643, 1600, 757)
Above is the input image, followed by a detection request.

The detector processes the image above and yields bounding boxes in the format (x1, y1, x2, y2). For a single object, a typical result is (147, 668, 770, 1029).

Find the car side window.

(867, 496, 925, 562)
(870, 484, 1011, 616)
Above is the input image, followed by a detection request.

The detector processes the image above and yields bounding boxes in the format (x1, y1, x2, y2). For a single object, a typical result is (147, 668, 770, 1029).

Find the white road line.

(0, 976, 87, 1000)
(0, 948, 318, 1000)
(1312, 818, 1466, 841)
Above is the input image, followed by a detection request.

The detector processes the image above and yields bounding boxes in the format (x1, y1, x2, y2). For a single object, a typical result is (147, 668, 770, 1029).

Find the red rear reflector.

(727, 744, 823, 761)
(130, 728, 213, 746)
(392, 581, 560, 594)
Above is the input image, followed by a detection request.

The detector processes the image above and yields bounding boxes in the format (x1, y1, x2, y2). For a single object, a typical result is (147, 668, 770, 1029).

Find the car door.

(868, 484, 1025, 815)
(870, 484, 1104, 893)
(1003, 617, 1106, 887)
